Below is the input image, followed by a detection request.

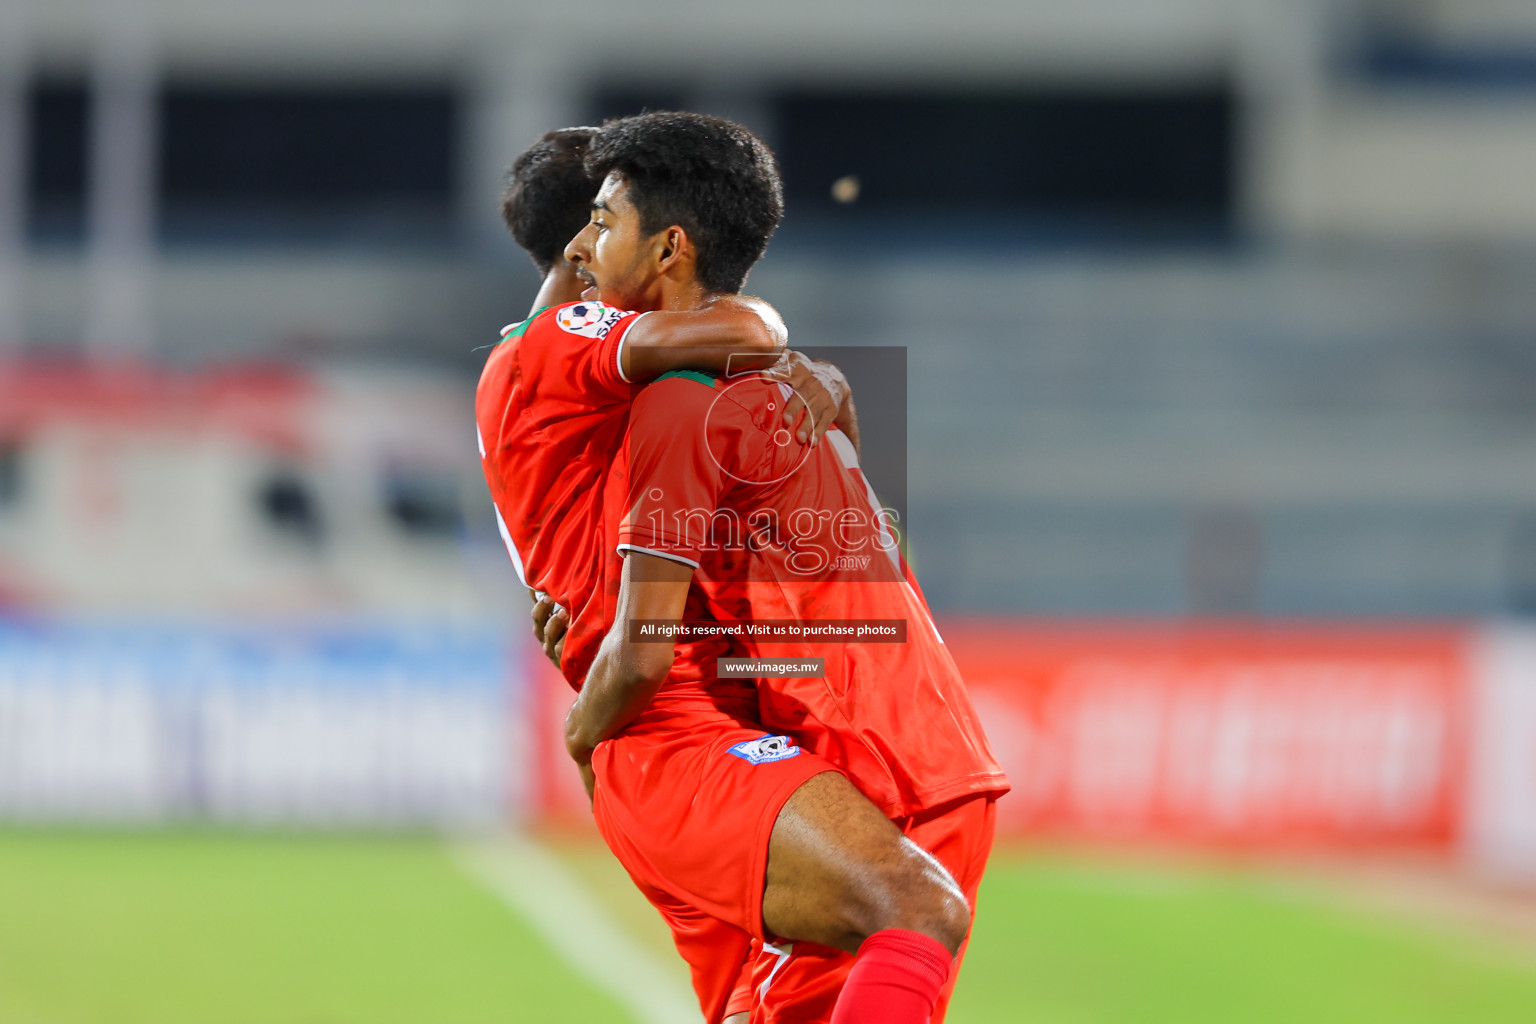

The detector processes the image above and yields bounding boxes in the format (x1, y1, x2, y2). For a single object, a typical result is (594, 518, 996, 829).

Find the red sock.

(829, 929, 953, 1024)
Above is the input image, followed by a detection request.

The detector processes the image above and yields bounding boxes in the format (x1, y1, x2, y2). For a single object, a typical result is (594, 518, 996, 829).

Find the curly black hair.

(500, 127, 600, 274)
(585, 112, 783, 294)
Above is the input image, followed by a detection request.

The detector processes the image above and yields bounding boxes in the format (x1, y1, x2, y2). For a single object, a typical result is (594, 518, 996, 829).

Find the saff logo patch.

(728, 734, 802, 765)
(556, 302, 627, 339)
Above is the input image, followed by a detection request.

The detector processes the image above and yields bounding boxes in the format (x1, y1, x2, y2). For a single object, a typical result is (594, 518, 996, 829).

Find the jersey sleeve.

(512, 301, 648, 405)
(615, 375, 729, 568)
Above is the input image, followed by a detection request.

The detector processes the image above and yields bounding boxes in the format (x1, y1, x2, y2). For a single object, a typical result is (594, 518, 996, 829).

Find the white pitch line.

(452, 833, 700, 1024)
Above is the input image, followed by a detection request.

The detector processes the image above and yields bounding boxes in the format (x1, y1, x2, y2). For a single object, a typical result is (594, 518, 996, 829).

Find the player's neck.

(635, 260, 712, 313)
(651, 277, 713, 313)
(599, 270, 712, 313)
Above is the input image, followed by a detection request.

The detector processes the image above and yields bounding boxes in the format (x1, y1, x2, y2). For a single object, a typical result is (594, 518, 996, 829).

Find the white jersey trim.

(614, 311, 651, 384)
(616, 542, 700, 569)
(493, 503, 530, 588)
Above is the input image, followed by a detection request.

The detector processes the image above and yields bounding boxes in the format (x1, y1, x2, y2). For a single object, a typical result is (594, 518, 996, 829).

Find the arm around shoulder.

(620, 295, 787, 381)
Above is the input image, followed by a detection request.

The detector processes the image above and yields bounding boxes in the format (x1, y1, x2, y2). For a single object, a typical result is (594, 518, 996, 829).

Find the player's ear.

(654, 225, 693, 277)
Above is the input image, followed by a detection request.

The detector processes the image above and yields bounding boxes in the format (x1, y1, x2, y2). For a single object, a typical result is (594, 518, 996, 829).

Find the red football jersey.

(476, 301, 645, 686)
(477, 302, 767, 693)
(615, 371, 1009, 817)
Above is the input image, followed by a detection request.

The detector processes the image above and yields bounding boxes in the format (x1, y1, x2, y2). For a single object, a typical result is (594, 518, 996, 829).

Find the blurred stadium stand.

(752, 251, 1536, 615)
(8, 0, 1536, 617)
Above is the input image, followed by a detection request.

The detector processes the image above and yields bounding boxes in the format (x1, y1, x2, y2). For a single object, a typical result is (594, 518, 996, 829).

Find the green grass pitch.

(1, 831, 1534, 1023)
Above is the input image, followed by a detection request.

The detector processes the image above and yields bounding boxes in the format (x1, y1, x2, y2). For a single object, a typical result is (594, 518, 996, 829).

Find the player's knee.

(841, 841, 970, 956)
(898, 876, 970, 956)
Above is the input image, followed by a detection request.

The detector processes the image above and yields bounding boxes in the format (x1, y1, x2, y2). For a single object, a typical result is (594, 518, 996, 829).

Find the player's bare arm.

(531, 260, 793, 381)
(563, 551, 692, 792)
(620, 293, 785, 379)
(529, 259, 848, 447)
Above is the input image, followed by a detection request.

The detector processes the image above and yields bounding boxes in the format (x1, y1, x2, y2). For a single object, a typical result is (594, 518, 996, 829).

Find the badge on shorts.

(728, 734, 802, 765)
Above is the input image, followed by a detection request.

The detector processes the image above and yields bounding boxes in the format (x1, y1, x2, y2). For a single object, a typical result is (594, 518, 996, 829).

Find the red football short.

(590, 688, 841, 1024)
(591, 685, 998, 1024)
